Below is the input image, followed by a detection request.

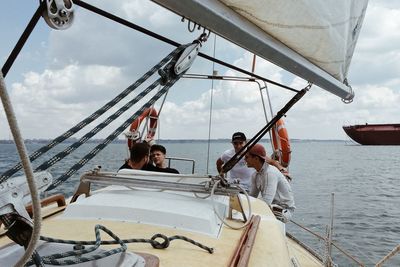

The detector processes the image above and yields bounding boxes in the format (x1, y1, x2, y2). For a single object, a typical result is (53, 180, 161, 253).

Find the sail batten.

(152, 0, 368, 101)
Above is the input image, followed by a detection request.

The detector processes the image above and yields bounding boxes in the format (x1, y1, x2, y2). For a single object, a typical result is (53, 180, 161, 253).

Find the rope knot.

(150, 234, 170, 249)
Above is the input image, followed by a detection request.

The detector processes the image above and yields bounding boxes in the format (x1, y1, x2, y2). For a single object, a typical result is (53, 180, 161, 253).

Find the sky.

(1, 0, 400, 141)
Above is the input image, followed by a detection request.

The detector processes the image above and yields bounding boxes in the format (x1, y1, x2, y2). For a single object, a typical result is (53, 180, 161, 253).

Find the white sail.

(152, 0, 369, 101)
(221, 0, 367, 83)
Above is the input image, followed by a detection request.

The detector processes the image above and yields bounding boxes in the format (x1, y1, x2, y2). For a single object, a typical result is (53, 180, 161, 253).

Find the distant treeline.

(0, 138, 343, 144)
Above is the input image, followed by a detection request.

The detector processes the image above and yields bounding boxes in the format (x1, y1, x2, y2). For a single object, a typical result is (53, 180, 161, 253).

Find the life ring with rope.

(271, 119, 291, 168)
(127, 107, 158, 149)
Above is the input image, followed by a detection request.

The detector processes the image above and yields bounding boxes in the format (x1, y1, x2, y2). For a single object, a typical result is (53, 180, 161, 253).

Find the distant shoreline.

(0, 138, 346, 144)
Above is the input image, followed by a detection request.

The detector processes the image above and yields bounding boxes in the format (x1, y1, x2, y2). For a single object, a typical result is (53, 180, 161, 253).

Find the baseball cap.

(232, 132, 246, 142)
(248, 144, 267, 160)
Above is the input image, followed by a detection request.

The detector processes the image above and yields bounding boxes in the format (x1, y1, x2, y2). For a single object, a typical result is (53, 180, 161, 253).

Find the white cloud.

(3, 64, 131, 138)
(1, 0, 400, 141)
(349, 1, 400, 86)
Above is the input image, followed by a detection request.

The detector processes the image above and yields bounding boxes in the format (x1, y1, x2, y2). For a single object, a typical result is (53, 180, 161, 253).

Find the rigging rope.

(47, 68, 184, 191)
(0, 73, 42, 266)
(0, 46, 184, 183)
(35, 78, 161, 172)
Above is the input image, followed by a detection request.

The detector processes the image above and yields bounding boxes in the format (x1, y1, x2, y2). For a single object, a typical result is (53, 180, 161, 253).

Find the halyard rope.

(0, 46, 184, 183)
(46, 53, 187, 191)
(0, 72, 41, 267)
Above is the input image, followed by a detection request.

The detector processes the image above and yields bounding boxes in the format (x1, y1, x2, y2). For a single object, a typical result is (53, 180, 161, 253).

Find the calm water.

(0, 141, 399, 266)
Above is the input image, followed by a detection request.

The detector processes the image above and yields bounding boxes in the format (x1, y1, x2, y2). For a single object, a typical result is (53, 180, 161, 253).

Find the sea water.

(0, 141, 399, 266)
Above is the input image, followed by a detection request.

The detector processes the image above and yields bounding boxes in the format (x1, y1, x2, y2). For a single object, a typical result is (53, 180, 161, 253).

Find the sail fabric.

(219, 0, 369, 83)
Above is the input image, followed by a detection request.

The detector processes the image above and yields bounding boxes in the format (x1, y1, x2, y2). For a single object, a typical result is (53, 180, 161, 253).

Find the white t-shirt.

(220, 148, 254, 191)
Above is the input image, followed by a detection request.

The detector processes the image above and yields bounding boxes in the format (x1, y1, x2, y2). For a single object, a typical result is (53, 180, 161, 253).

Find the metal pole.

(328, 192, 335, 266)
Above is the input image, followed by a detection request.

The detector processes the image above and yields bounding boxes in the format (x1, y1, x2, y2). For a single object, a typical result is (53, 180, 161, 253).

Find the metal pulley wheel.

(42, 0, 74, 30)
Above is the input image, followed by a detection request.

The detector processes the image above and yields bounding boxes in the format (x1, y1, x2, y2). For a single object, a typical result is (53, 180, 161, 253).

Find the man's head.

(244, 143, 266, 170)
(130, 142, 150, 165)
(231, 132, 246, 152)
(150, 144, 167, 168)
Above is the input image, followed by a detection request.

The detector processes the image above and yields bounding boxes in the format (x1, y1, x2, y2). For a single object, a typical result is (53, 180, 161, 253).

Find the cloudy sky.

(1, 0, 400, 141)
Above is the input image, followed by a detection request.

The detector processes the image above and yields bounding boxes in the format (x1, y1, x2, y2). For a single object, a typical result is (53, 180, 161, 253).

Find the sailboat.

(4, 0, 397, 266)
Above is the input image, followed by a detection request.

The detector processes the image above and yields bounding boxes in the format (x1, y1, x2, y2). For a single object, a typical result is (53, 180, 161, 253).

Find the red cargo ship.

(343, 123, 400, 145)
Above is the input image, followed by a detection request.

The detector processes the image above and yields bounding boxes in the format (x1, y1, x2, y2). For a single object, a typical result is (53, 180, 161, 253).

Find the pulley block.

(42, 0, 74, 30)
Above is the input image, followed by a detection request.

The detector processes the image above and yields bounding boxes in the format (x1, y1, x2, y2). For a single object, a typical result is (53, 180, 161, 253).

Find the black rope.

(26, 225, 127, 266)
(73, 0, 297, 92)
(39, 228, 214, 255)
(35, 78, 161, 173)
(0, 46, 184, 183)
(46, 70, 183, 191)
(1, 2, 46, 77)
(222, 86, 309, 174)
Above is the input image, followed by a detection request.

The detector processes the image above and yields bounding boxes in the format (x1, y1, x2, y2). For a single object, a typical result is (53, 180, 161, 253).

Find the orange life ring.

(127, 107, 158, 149)
(271, 119, 291, 168)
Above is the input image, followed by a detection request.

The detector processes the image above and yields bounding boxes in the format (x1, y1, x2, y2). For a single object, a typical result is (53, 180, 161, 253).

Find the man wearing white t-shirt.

(216, 132, 254, 191)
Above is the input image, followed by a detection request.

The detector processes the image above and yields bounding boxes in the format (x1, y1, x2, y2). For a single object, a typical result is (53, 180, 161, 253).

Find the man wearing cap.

(245, 143, 295, 223)
(216, 132, 254, 191)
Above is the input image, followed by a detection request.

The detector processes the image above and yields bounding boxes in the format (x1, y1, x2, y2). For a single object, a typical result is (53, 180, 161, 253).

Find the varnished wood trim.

(228, 215, 261, 267)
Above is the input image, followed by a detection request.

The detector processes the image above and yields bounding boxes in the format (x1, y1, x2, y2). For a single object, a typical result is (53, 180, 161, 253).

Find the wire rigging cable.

(1, 0, 299, 188)
(73, 0, 298, 93)
(206, 33, 217, 174)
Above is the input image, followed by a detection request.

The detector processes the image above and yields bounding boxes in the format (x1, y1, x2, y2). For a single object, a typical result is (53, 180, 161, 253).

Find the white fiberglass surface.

(62, 186, 228, 238)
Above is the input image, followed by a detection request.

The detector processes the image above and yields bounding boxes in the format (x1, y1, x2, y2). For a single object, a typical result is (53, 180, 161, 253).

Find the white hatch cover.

(61, 186, 228, 238)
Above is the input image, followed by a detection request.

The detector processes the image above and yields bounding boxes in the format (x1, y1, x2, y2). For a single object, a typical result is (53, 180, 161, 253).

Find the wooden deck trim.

(25, 194, 66, 216)
(228, 215, 261, 267)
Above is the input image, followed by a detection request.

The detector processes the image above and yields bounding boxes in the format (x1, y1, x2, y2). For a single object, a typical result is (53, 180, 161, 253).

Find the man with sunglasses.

(216, 132, 254, 191)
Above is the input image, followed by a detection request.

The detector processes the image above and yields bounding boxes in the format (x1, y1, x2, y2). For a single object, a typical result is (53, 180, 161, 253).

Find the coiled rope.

(26, 225, 127, 266)
(25, 224, 213, 266)
(39, 232, 214, 255)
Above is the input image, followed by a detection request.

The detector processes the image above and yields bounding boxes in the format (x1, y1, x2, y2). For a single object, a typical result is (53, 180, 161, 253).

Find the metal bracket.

(228, 195, 247, 222)
(0, 171, 53, 220)
(42, 0, 74, 30)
